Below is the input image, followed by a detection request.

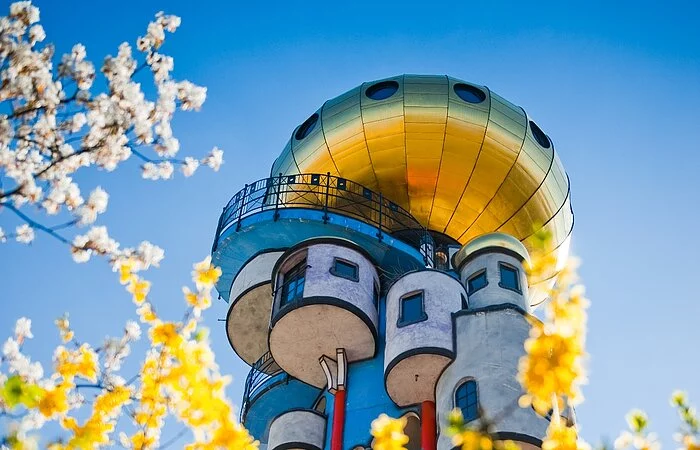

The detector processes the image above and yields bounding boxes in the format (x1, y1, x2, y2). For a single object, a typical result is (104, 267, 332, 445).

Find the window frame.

(454, 379, 479, 423)
(397, 290, 428, 328)
(498, 262, 522, 294)
(372, 282, 380, 310)
(466, 269, 488, 295)
(329, 257, 360, 282)
(279, 258, 307, 307)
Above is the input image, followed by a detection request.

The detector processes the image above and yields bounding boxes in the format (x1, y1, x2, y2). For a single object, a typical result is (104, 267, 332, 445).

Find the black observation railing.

(212, 173, 434, 265)
(240, 351, 284, 423)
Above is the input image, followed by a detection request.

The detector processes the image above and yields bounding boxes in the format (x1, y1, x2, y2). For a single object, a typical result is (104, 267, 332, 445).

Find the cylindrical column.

(421, 400, 436, 450)
(331, 388, 346, 450)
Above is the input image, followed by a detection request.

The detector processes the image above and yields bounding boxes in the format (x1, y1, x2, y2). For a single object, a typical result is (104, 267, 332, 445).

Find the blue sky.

(1, 0, 699, 446)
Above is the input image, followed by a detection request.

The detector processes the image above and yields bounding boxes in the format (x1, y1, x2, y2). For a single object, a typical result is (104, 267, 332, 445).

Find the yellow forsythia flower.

(127, 276, 151, 305)
(371, 414, 409, 450)
(542, 421, 585, 450)
(192, 256, 222, 289)
(39, 382, 71, 418)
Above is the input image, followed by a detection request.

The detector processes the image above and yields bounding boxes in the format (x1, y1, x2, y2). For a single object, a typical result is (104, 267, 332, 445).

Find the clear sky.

(1, 0, 699, 446)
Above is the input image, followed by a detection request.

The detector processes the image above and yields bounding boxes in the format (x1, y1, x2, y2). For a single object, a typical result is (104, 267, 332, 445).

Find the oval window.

(454, 83, 486, 104)
(295, 113, 319, 141)
(529, 120, 551, 148)
(365, 80, 399, 100)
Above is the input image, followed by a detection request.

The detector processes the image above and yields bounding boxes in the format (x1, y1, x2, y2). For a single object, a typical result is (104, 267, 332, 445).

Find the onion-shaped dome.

(270, 74, 573, 304)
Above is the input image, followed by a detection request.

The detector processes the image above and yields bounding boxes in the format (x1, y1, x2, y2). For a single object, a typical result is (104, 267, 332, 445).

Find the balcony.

(211, 173, 435, 301)
(240, 352, 321, 442)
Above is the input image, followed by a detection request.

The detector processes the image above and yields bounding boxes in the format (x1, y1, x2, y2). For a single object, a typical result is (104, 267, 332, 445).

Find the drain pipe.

(320, 349, 347, 450)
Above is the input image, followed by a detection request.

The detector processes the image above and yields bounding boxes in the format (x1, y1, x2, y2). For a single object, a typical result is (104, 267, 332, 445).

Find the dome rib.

(442, 84, 493, 236)
(426, 75, 452, 228)
(455, 104, 530, 242)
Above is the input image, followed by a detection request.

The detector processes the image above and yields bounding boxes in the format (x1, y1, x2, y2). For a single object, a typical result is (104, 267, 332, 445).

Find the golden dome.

(452, 232, 531, 271)
(270, 74, 573, 303)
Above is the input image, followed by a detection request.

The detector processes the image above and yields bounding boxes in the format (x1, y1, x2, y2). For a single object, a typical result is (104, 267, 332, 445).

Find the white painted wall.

(230, 251, 284, 302)
(268, 409, 326, 450)
(436, 308, 549, 450)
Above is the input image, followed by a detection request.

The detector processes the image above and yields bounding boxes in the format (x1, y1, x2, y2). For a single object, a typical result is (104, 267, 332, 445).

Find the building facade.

(211, 75, 574, 450)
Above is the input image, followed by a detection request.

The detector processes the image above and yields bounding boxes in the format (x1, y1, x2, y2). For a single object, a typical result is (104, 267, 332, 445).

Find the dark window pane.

(280, 259, 306, 306)
(455, 380, 479, 422)
(400, 293, 424, 324)
(467, 271, 487, 294)
(499, 264, 520, 291)
(529, 120, 551, 148)
(365, 81, 399, 100)
(295, 113, 319, 140)
(333, 260, 358, 280)
(453, 83, 486, 104)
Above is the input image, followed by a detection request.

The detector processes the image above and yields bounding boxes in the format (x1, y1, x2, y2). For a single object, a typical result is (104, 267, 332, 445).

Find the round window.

(453, 83, 486, 104)
(365, 80, 399, 100)
(295, 113, 319, 141)
(529, 120, 551, 148)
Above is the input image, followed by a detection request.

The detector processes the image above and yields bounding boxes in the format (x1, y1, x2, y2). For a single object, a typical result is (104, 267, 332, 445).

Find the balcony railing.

(212, 173, 434, 266)
(240, 351, 285, 423)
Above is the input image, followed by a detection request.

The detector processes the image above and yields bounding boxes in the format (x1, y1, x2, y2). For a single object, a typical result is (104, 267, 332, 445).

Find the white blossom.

(125, 320, 141, 341)
(76, 186, 108, 225)
(15, 224, 34, 243)
(14, 317, 33, 339)
(204, 146, 223, 171)
(3, 338, 20, 358)
(182, 156, 199, 177)
(0, 3, 212, 267)
(136, 241, 164, 269)
(28, 23, 44, 43)
(157, 161, 174, 179)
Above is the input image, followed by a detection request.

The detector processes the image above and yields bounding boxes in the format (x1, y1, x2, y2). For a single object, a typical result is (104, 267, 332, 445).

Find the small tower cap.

(452, 232, 531, 271)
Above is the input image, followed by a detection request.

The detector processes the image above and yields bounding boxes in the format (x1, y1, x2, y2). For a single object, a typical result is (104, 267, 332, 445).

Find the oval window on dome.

(294, 113, 319, 141)
(529, 120, 551, 149)
(454, 83, 486, 104)
(365, 80, 399, 100)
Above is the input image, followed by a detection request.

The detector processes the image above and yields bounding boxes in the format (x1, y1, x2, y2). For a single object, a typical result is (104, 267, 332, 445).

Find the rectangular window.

(280, 259, 306, 307)
(499, 263, 521, 293)
(331, 258, 359, 281)
(467, 270, 488, 294)
(398, 291, 427, 327)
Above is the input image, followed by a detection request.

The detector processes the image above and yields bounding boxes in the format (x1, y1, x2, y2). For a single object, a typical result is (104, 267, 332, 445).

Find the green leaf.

(1, 374, 44, 409)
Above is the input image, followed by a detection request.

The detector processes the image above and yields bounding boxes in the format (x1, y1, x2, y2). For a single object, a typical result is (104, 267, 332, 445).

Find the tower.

(211, 75, 574, 450)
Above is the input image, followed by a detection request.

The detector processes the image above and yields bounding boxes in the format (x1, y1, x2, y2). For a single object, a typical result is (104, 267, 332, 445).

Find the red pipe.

(331, 388, 346, 450)
(421, 400, 436, 450)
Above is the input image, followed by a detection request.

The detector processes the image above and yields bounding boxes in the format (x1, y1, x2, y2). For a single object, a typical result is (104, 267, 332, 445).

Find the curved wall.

(230, 251, 284, 301)
(272, 241, 379, 330)
(268, 409, 327, 450)
(436, 307, 548, 449)
(269, 240, 380, 387)
(384, 270, 464, 406)
(227, 251, 284, 365)
(458, 251, 529, 310)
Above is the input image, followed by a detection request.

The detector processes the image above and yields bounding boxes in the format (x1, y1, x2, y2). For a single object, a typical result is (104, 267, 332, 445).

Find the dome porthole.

(365, 80, 399, 100)
(294, 113, 319, 141)
(529, 120, 551, 149)
(453, 83, 486, 104)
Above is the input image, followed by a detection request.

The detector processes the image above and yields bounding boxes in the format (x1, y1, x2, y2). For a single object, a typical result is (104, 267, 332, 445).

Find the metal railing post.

(211, 206, 226, 252)
(236, 185, 247, 232)
(377, 193, 383, 241)
(274, 173, 282, 221)
(323, 172, 330, 224)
